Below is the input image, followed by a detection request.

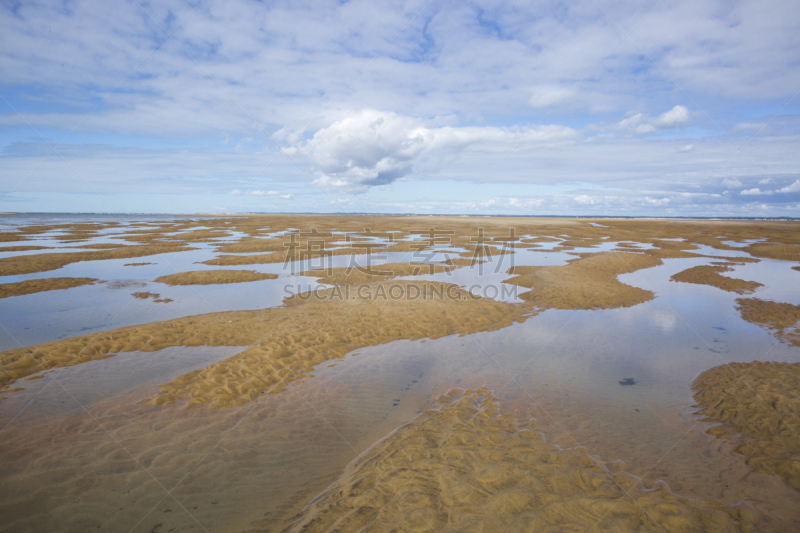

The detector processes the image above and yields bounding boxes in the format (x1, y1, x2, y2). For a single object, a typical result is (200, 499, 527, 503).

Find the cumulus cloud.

(244, 190, 292, 198)
(618, 105, 691, 134)
(644, 197, 671, 206)
(655, 106, 690, 127)
(740, 188, 771, 195)
(301, 110, 575, 192)
(482, 197, 545, 209)
(778, 180, 800, 193)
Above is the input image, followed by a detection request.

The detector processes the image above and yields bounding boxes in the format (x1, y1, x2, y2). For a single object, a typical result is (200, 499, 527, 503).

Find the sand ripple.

(693, 362, 800, 492)
(283, 388, 774, 532)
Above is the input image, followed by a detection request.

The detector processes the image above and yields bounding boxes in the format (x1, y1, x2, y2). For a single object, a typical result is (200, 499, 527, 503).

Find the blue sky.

(1, 0, 799, 216)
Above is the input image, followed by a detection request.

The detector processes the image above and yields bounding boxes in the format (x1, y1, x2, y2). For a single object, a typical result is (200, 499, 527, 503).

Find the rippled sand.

(505, 252, 662, 309)
(735, 298, 800, 347)
(693, 362, 800, 491)
(283, 388, 775, 532)
(0, 281, 526, 407)
(2, 214, 800, 531)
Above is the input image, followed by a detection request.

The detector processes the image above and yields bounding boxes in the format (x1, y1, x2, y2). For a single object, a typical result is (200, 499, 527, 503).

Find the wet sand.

(693, 362, 800, 491)
(505, 252, 662, 309)
(0, 243, 192, 275)
(282, 388, 775, 532)
(2, 214, 800, 531)
(670, 264, 763, 294)
(155, 269, 279, 286)
(301, 261, 469, 284)
(0, 277, 97, 299)
(0, 281, 526, 407)
(735, 298, 800, 347)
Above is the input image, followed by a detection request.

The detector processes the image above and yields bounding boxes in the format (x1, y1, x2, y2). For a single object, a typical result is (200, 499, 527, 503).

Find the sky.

(1, 0, 799, 216)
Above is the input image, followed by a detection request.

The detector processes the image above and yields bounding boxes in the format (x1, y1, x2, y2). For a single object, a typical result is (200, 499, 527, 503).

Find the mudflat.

(1, 214, 800, 532)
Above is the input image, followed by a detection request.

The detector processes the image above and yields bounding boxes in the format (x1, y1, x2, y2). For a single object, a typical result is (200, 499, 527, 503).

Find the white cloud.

(740, 188, 772, 195)
(618, 105, 691, 134)
(655, 105, 690, 127)
(528, 86, 572, 109)
(778, 180, 800, 193)
(481, 197, 545, 209)
(228, 189, 242, 195)
(302, 109, 575, 192)
(1, 0, 800, 215)
(723, 178, 742, 187)
(247, 189, 291, 198)
(644, 197, 671, 206)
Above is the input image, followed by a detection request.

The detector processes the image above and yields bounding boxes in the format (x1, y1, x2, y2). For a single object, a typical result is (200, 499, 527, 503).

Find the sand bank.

(0, 281, 525, 408)
(3, 216, 799, 277)
(693, 362, 800, 492)
(0, 277, 97, 299)
(670, 265, 763, 294)
(0, 243, 192, 275)
(735, 298, 800, 347)
(504, 252, 662, 309)
(283, 388, 774, 532)
(131, 291, 173, 303)
(0, 245, 51, 252)
(155, 269, 278, 285)
(301, 260, 473, 284)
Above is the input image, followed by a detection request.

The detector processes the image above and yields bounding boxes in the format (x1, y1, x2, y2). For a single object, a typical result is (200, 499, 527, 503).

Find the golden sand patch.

(735, 298, 800, 347)
(301, 259, 478, 284)
(0, 245, 51, 252)
(693, 362, 800, 492)
(504, 252, 662, 309)
(214, 238, 288, 254)
(744, 243, 800, 261)
(0, 282, 525, 408)
(0, 243, 192, 275)
(0, 277, 97, 299)
(284, 388, 773, 532)
(155, 269, 278, 285)
(131, 291, 173, 304)
(69, 242, 126, 249)
(643, 248, 706, 259)
(670, 265, 763, 294)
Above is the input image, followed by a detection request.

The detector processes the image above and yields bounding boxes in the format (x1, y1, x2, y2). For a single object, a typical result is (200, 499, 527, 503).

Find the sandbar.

(671, 265, 763, 294)
(0, 277, 97, 299)
(155, 269, 278, 285)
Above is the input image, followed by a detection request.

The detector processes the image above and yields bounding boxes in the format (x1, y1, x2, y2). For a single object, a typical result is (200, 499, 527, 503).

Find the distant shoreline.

(1, 212, 798, 221)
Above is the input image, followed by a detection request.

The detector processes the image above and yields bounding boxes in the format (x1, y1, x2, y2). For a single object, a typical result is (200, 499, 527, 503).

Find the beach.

(1, 214, 799, 531)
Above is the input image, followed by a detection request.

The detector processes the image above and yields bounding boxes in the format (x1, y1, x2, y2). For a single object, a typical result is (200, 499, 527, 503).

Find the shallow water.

(1, 215, 799, 532)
